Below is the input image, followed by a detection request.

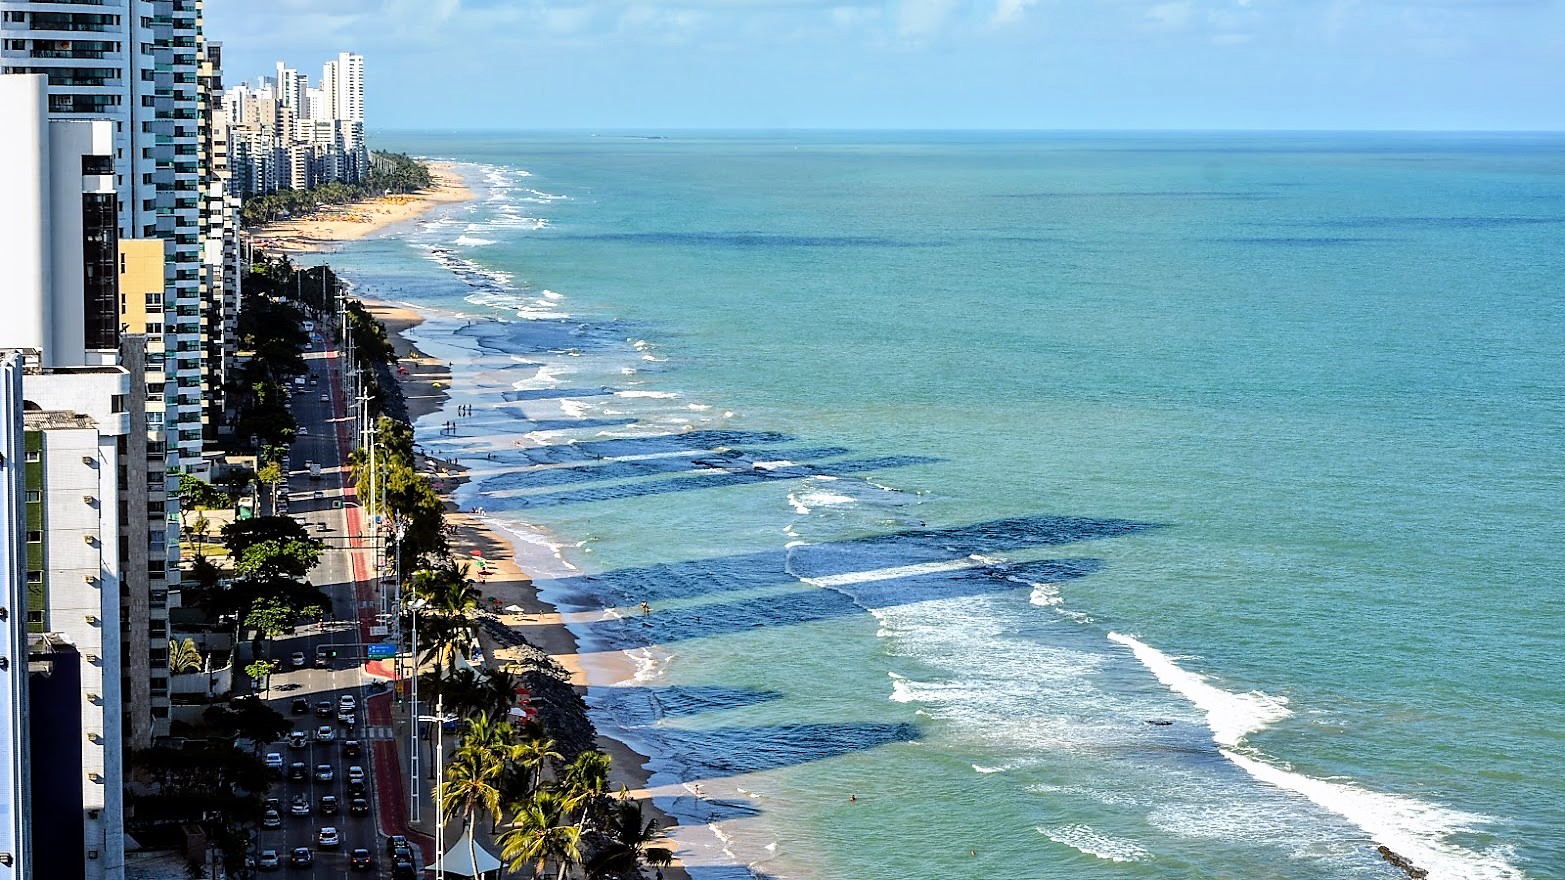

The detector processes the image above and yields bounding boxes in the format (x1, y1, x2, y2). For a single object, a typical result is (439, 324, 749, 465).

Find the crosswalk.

(362, 726, 396, 740)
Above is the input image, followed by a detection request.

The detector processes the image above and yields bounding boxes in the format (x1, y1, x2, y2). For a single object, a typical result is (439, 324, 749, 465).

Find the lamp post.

(416, 701, 454, 880)
(408, 597, 427, 824)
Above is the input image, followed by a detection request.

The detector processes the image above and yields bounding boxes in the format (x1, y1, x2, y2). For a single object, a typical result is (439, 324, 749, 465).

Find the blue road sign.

(366, 643, 397, 659)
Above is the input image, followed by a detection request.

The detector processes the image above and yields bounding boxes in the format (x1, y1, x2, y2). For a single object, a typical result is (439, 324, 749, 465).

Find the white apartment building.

(0, 353, 31, 880)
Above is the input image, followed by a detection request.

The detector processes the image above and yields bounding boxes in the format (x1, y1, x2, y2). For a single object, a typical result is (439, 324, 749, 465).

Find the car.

(314, 764, 334, 782)
(392, 844, 413, 866)
(257, 849, 281, 871)
(315, 725, 334, 742)
(289, 795, 310, 817)
(261, 809, 282, 829)
(319, 795, 339, 815)
(319, 393, 329, 403)
(313, 489, 323, 500)
(264, 797, 282, 812)
(391, 860, 416, 880)
(263, 752, 284, 771)
(288, 730, 308, 749)
(346, 765, 365, 783)
(337, 709, 355, 726)
(342, 739, 362, 758)
(288, 847, 312, 868)
(316, 700, 334, 718)
(338, 694, 357, 712)
(289, 651, 306, 668)
(315, 648, 330, 667)
(317, 826, 340, 848)
(385, 834, 409, 855)
(287, 762, 307, 782)
(350, 848, 373, 871)
(348, 797, 370, 816)
(346, 779, 367, 798)
(291, 697, 309, 715)
(298, 426, 309, 436)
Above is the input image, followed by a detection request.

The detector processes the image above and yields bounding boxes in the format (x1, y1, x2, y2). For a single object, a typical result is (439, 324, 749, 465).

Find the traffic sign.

(366, 643, 397, 659)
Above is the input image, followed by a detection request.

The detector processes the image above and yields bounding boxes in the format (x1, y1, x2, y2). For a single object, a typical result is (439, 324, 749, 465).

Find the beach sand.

(249, 161, 471, 254)
(372, 300, 694, 879)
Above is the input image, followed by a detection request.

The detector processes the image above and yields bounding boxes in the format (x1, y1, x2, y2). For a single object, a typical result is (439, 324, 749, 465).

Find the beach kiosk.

(426, 828, 502, 877)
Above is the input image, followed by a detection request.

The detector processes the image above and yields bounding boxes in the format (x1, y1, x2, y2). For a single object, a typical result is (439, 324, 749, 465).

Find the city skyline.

(208, 0, 1565, 131)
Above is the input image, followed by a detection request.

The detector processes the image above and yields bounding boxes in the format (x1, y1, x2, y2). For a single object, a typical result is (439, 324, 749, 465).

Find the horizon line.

(367, 126, 1565, 136)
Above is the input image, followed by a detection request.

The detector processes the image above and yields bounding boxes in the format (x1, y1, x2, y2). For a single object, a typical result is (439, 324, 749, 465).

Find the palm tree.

(644, 847, 675, 880)
(500, 790, 581, 880)
(583, 797, 661, 879)
(514, 735, 563, 800)
(560, 751, 613, 831)
(441, 749, 502, 880)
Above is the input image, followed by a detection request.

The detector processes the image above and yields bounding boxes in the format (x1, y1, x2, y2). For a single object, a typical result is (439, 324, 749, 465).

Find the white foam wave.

(1223, 751, 1524, 880)
(972, 764, 1008, 775)
(455, 235, 496, 247)
(1108, 632, 1291, 747)
(616, 390, 679, 399)
(1038, 824, 1151, 863)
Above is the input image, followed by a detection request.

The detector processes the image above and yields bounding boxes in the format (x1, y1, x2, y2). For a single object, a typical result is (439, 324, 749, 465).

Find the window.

(25, 450, 39, 462)
(24, 490, 40, 503)
(82, 155, 113, 175)
(26, 531, 41, 543)
(26, 572, 42, 584)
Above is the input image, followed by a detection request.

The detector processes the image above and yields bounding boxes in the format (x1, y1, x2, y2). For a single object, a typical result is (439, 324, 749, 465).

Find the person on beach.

(640, 601, 651, 617)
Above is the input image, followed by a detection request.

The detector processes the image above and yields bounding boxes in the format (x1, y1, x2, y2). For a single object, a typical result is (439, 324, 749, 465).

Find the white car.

(289, 651, 306, 668)
(317, 826, 341, 848)
(345, 765, 365, 783)
(315, 725, 335, 742)
(263, 752, 284, 771)
(314, 764, 334, 782)
(319, 393, 329, 403)
(338, 694, 357, 712)
(298, 426, 309, 436)
(257, 849, 280, 871)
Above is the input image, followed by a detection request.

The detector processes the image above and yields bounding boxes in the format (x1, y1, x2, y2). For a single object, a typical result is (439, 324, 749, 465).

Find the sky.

(207, 0, 1565, 130)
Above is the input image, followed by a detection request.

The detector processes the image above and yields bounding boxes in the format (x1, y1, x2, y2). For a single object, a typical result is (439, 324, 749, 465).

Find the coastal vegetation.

(239, 152, 435, 226)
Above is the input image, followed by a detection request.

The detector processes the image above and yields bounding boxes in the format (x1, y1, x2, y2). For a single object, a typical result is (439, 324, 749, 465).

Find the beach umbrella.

(503, 604, 526, 614)
(426, 827, 502, 877)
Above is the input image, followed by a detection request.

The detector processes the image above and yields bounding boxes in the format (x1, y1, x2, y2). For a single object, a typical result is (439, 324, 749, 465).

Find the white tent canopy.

(426, 828, 503, 877)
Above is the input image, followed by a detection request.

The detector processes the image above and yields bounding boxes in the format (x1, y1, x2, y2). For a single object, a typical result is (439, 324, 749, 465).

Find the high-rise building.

(226, 51, 367, 198)
(197, 26, 240, 442)
(0, 352, 32, 880)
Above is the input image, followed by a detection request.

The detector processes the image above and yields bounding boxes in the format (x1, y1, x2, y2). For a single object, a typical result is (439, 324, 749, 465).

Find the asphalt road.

(251, 335, 396, 879)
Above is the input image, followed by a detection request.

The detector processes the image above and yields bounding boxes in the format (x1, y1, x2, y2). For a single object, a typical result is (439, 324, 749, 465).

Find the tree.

(222, 516, 323, 581)
(500, 790, 582, 880)
(245, 598, 294, 642)
(584, 798, 662, 879)
(170, 638, 204, 673)
(203, 699, 290, 753)
(515, 735, 563, 801)
(644, 847, 675, 880)
(560, 751, 613, 831)
(244, 660, 277, 698)
(441, 749, 503, 878)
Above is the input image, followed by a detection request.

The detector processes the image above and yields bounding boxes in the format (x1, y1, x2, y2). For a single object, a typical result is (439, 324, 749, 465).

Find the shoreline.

(361, 300, 695, 880)
(247, 160, 471, 254)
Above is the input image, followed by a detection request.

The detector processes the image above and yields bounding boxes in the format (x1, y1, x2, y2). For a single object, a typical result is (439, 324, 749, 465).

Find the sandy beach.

(367, 299, 694, 879)
(248, 161, 471, 254)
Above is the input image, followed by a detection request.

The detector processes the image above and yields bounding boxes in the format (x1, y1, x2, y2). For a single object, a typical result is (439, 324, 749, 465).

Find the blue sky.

(207, 0, 1565, 130)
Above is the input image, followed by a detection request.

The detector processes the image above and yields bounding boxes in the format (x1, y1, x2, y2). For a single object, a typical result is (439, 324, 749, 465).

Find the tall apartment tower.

(197, 24, 240, 441)
(0, 353, 32, 880)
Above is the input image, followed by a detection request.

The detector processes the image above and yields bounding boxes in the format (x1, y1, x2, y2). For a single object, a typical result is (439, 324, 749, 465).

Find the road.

(249, 332, 403, 879)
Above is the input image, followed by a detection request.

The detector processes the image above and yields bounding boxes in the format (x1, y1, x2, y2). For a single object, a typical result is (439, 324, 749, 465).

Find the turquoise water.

(312, 132, 1565, 879)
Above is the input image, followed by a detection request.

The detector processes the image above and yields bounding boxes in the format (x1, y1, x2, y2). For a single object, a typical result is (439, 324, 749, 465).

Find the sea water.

(307, 132, 1565, 880)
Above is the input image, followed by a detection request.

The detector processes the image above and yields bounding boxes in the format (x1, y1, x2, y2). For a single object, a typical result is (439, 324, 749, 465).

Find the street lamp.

(407, 597, 429, 824)
(417, 700, 457, 880)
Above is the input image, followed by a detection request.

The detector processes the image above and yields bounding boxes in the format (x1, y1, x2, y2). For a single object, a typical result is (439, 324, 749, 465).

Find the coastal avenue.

(248, 328, 406, 879)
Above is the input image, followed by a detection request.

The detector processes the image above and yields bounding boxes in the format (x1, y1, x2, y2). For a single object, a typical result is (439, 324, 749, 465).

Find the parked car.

(288, 847, 312, 868)
(317, 826, 340, 849)
(263, 752, 284, 771)
(350, 848, 373, 871)
(291, 697, 309, 715)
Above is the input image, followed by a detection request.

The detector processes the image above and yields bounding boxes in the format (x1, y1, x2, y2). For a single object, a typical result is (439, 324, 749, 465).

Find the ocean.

(304, 131, 1565, 880)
